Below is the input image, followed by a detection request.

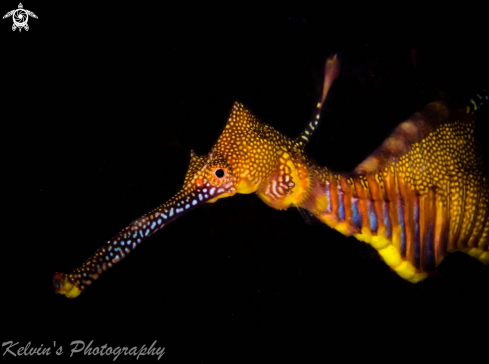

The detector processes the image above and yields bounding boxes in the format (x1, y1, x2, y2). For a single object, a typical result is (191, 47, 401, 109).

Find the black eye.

(214, 169, 225, 178)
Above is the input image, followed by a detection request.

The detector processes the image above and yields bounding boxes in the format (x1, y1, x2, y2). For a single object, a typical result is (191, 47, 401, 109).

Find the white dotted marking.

(114, 247, 125, 257)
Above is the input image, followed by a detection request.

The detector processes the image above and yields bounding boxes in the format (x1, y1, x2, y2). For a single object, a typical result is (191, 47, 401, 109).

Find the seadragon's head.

(53, 102, 303, 298)
(181, 101, 297, 202)
(53, 55, 340, 298)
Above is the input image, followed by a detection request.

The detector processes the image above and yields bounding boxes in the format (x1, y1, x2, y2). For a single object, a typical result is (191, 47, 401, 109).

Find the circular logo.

(12, 9, 28, 27)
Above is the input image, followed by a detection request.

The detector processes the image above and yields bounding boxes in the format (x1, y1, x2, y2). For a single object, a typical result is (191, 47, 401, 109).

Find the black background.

(2, 6, 488, 363)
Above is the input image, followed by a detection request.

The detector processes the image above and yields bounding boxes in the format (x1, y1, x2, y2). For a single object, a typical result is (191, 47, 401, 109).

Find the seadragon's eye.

(214, 168, 225, 178)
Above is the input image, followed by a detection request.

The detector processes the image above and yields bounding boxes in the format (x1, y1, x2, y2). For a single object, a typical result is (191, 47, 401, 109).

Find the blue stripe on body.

(338, 191, 345, 220)
(413, 196, 420, 269)
(325, 182, 331, 212)
(351, 197, 362, 230)
(398, 199, 406, 257)
(383, 202, 391, 239)
(368, 200, 378, 234)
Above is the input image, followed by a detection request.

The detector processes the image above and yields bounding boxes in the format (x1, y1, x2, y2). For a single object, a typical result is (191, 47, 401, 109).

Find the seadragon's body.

(54, 55, 489, 298)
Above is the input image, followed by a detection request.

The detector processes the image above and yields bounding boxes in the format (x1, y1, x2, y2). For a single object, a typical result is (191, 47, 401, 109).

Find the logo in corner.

(3, 3, 37, 32)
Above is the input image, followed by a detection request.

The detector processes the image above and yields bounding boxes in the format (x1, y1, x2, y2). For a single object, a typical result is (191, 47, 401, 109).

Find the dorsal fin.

(295, 54, 341, 150)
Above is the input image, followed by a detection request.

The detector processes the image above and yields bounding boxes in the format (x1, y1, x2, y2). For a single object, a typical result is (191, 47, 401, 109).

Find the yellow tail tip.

(53, 272, 82, 299)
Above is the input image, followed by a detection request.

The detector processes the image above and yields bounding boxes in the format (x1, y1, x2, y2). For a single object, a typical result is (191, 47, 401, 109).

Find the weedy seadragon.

(53, 55, 489, 298)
